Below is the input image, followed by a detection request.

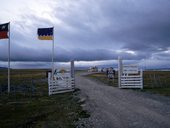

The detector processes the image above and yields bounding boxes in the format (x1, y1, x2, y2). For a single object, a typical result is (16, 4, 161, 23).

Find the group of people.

(106, 67, 116, 79)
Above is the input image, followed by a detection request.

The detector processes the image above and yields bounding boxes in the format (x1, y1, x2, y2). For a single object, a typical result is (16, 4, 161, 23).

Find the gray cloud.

(0, 42, 143, 62)
(51, 0, 170, 55)
(0, 0, 170, 68)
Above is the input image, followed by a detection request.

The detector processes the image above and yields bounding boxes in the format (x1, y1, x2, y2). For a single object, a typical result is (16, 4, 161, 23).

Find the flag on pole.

(37, 27, 55, 80)
(0, 22, 10, 93)
(37, 27, 53, 40)
(0, 23, 9, 39)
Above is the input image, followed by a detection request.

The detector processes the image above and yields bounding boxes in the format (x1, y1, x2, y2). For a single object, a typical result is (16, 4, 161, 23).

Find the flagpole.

(8, 22, 10, 93)
(52, 27, 54, 79)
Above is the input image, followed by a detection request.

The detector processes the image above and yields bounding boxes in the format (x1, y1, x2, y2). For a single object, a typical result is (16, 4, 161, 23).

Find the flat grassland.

(0, 69, 89, 128)
(87, 71, 170, 96)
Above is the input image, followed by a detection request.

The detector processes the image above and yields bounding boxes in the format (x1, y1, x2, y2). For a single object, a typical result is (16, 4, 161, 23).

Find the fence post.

(71, 60, 75, 88)
(71, 60, 75, 78)
(48, 72, 51, 96)
(118, 57, 122, 88)
(141, 69, 143, 89)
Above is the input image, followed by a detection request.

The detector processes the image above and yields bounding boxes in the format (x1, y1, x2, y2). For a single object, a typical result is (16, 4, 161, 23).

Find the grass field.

(86, 71, 170, 96)
(0, 69, 89, 128)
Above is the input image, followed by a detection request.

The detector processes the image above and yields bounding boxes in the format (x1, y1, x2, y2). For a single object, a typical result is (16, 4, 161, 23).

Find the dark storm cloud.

(96, 0, 170, 50)
(0, 42, 141, 62)
(50, 0, 170, 60)
(1, 0, 170, 66)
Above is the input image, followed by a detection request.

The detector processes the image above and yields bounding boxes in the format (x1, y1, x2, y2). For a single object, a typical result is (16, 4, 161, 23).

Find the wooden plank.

(121, 75, 142, 78)
(120, 86, 143, 89)
(121, 83, 142, 86)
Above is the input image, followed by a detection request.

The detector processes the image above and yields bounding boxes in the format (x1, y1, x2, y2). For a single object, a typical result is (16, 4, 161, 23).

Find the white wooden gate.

(48, 61, 75, 95)
(118, 57, 143, 89)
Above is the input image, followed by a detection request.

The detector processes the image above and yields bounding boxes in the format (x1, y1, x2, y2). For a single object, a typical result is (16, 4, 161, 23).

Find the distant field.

(86, 72, 118, 87)
(0, 70, 47, 92)
(0, 69, 89, 128)
(86, 71, 170, 96)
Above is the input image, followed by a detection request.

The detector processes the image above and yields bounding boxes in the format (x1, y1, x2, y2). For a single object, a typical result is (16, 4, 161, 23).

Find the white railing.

(118, 57, 143, 89)
(48, 61, 75, 95)
(48, 74, 75, 95)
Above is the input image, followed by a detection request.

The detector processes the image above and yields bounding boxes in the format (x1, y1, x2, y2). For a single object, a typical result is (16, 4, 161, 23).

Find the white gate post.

(141, 69, 143, 89)
(71, 60, 75, 88)
(71, 60, 75, 78)
(48, 72, 51, 96)
(118, 57, 122, 88)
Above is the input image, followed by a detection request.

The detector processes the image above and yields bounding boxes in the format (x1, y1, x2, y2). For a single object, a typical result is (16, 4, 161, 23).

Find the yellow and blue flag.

(37, 27, 53, 40)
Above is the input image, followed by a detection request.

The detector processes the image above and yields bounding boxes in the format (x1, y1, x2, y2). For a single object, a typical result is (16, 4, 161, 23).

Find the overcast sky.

(0, 0, 170, 68)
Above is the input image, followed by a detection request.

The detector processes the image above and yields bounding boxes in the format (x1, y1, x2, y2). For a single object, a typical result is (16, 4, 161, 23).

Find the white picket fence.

(118, 57, 143, 89)
(48, 61, 75, 95)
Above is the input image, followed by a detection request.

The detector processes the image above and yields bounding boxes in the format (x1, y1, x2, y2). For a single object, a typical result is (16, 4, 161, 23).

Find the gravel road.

(76, 72, 170, 128)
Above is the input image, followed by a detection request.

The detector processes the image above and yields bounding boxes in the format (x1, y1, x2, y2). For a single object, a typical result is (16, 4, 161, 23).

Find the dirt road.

(76, 72, 170, 128)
